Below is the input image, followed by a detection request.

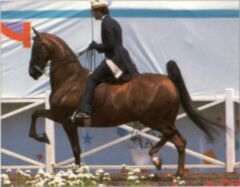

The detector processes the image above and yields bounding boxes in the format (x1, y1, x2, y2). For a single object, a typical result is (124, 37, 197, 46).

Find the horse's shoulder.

(50, 72, 85, 107)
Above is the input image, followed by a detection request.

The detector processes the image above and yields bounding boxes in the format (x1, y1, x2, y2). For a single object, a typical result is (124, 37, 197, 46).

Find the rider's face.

(92, 9, 102, 20)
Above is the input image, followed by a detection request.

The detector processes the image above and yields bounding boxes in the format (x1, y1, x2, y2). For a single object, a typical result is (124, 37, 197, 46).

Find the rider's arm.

(94, 24, 115, 53)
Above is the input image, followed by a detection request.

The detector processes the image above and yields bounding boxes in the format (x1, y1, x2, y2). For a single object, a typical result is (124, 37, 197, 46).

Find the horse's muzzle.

(29, 67, 41, 80)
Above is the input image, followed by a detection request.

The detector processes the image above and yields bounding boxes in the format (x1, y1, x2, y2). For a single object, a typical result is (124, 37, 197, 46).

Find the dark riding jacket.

(93, 15, 139, 75)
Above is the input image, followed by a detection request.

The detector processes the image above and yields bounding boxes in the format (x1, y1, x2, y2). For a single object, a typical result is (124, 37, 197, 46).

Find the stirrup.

(70, 111, 78, 123)
(70, 111, 91, 127)
(75, 112, 91, 119)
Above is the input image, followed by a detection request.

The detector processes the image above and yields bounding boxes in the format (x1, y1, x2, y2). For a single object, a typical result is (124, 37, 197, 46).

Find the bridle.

(32, 12, 96, 77)
(34, 64, 50, 77)
(32, 39, 78, 77)
(33, 57, 79, 77)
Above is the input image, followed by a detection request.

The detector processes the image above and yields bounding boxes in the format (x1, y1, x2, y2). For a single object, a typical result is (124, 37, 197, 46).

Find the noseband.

(34, 64, 50, 77)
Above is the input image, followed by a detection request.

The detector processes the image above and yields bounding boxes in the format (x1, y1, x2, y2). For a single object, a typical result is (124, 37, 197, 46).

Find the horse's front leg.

(63, 125, 81, 166)
(29, 109, 54, 144)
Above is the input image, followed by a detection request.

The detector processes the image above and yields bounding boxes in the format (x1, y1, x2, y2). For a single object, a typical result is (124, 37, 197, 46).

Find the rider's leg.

(75, 60, 113, 117)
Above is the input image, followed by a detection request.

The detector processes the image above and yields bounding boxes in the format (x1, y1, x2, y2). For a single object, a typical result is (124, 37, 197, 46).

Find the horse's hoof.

(37, 133, 50, 144)
(152, 156, 162, 170)
(29, 133, 35, 139)
(173, 175, 185, 185)
(175, 172, 184, 178)
(29, 131, 37, 139)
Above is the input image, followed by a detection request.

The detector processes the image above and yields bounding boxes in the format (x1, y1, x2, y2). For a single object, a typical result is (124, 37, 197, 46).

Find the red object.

(1, 22, 31, 48)
(221, 179, 230, 186)
(205, 181, 215, 186)
(37, 153, 43, 161)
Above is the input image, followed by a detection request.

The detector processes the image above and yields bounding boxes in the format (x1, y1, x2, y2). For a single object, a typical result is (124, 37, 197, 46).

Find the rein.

(35, 49, 96, 77)
(34, 57, 78, 77)
(84, 49, 96, 70)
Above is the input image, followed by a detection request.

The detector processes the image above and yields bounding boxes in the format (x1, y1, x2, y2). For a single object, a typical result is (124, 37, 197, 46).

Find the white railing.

(1, 89, 239, 173)
(225, 88, 236, 172)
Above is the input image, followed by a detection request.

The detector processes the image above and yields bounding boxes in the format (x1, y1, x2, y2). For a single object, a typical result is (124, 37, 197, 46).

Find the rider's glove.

(88, 41, 98, 50)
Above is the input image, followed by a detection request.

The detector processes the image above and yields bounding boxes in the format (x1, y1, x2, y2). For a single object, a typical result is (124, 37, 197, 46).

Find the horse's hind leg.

(147, 123, 177, 170)
(170, 130, 186, 177)
(148, 134, 171, 170)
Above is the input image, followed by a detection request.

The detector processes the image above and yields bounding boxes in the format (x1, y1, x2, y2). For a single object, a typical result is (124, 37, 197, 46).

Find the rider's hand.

(88, 41, 98, 50)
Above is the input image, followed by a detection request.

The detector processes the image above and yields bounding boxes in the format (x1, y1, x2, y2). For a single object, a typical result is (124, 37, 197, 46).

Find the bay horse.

(28, 28, 221, 177)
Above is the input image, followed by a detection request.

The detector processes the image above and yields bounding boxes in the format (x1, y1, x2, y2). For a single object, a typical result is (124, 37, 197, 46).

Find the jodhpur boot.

(70, 111, 91, 127)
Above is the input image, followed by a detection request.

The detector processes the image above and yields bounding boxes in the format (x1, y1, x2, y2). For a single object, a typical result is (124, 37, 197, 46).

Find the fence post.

(45, 91, 55, 173)
(225, 88, 235, 172)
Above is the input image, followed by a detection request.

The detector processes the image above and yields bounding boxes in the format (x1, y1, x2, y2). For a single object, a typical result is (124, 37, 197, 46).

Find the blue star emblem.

(83, 132, 93, 145)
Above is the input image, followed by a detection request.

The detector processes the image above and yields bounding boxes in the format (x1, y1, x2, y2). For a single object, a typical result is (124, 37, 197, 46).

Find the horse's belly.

(91, 106, 134, 127)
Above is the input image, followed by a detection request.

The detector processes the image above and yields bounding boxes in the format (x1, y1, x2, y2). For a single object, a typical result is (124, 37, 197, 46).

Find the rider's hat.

(91, 0, 109, 9)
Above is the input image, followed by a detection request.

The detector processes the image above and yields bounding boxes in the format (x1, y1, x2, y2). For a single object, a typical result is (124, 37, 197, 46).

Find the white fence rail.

(1, 89, 239, 173)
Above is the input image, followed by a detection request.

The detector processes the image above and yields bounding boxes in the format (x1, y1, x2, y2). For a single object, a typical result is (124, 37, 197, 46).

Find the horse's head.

(29, 28, 51, 80)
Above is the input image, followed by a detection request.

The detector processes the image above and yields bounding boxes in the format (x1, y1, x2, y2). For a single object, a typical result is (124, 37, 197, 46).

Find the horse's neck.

(47, 35, 89, 91)
(49, 53, 86, 91)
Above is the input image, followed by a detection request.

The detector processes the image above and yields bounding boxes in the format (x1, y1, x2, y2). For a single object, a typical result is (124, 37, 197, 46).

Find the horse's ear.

(32, 27, 41, 38)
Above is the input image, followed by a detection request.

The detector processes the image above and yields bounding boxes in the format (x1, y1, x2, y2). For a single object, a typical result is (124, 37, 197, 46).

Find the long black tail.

(167, 60, 224, 142)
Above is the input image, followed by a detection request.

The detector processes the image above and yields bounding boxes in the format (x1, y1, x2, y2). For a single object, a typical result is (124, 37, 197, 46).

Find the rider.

(72, 0, 139, 121)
